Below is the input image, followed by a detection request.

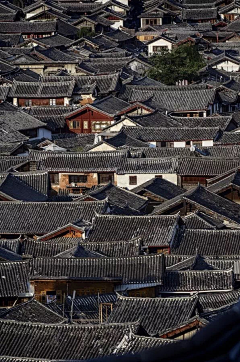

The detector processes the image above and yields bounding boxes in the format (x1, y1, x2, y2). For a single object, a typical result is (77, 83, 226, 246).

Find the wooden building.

(65, 104, 114, 134)
(30, 254, 165, 302)
(8, 80, 75, 107)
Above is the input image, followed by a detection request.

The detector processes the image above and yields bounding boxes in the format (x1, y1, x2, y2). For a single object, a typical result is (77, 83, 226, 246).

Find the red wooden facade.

(18, 98, 65, 107)
(65, 106, 113, 134)
(25, 33, 54, 39)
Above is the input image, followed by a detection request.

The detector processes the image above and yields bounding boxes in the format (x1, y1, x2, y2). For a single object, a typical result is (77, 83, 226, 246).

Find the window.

(83, 121, 88, 129)
(50, 98, 56, 106)
(99, 173, 113, 184)
(152, 46, 168, 53)
(50, 173, 59, 184)
(25, 99, 32, 107)
(46, 291, 56, 304)
(129, 176, 137, 185)
(186, 141, 191, 148)
(144, 35, 154, 41)
(73, 121, 79, 129)
(155, 175, 162, 178)
(69, 121, 80, 129)
(193, 141, 202, 148)
(69, 175, 88, 183)
(100, 122, 108, 129)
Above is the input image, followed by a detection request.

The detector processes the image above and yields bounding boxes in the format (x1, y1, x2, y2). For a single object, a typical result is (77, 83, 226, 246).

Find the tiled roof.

(113, 334, 175, 354)
(172, 229, 240, 256)
(154, 185, 240, 224)
(79, 58, 131, 74)
(64, 292, 117, 322)
(0, 174, 47, 202)
(177, 157, 240, 176)
(87, 214, 180, 246)
(0, 239, 20, 254)
(26, 106, 75, 132)
(183, 211, 225, 229)
(35, 34, 71, 47)
(75, 73, 120, 95)
(182, 8, 217, 20)
(159, 269, 233, 292)
(0, 261, 30, 298)
(0, 142, 23, 155)
(117, 157, 178, 174)
(30, 254, 165, 284)
(198, 290, 240, 311)
(130, 111, 180, 128)
(8, 80, 75, 98)
(79, 238, 141, 257)
(80, 182, 147, 210)
(93, 96, 131, 115)
(0, 103, 46, 131)
(0, 319, 138, 360)
(172, 115, 234, 131)
(0, 201, 106, 234)
(31, 150, 127, 172)
(0, 21, 57, 33)
(54, 133, 95, 151)
(54, 244, 102, 258)
(0, 155, 28, 172)
(107, 295, 197, 336)
(215, 131, 240, 145)
(33, 47, 77, 63)
(207, 170, 240, 193)
(22, 238, 80, 258)
(0, 122, 28, 144)
(0, 247, 22, 261)
(0, 171, 49, 196)
(221, 18, 240, 32)
(103, 132, 148, 148)
(0, 299, 66, 323)
(121, 85, 216, 112)
(132, 177, 185, 200)
(123, 127, 220, 142)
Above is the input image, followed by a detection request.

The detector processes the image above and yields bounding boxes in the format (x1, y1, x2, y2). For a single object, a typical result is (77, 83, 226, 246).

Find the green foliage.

(147, 44, 205, 85)
(77, 27, 95, 39)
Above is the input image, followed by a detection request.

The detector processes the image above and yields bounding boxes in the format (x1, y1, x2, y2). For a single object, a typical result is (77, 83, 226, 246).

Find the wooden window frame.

(129, 176, 137, 185)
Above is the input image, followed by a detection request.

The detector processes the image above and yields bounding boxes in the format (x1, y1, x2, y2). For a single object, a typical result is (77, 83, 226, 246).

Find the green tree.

(147, 44, 205, 85)
(77, 27, 95, 39)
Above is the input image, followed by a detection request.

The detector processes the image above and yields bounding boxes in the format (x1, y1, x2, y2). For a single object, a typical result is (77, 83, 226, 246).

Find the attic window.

(50, 173, 59, 185)
(69, 121, 80, 129)
(25, 99, 32, 107)
(69, 175, 88, 184)
(129, 176, 137, 185)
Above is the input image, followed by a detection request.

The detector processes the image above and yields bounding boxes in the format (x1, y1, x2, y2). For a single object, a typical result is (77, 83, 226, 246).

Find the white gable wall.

(213, 60, 239, 72)
(110, 20, 124, 29)
(117, 173, 178, 189)
(88, 143, 116, 152)
(148, 38, 173, 56)
(105, 119, 137, 133)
